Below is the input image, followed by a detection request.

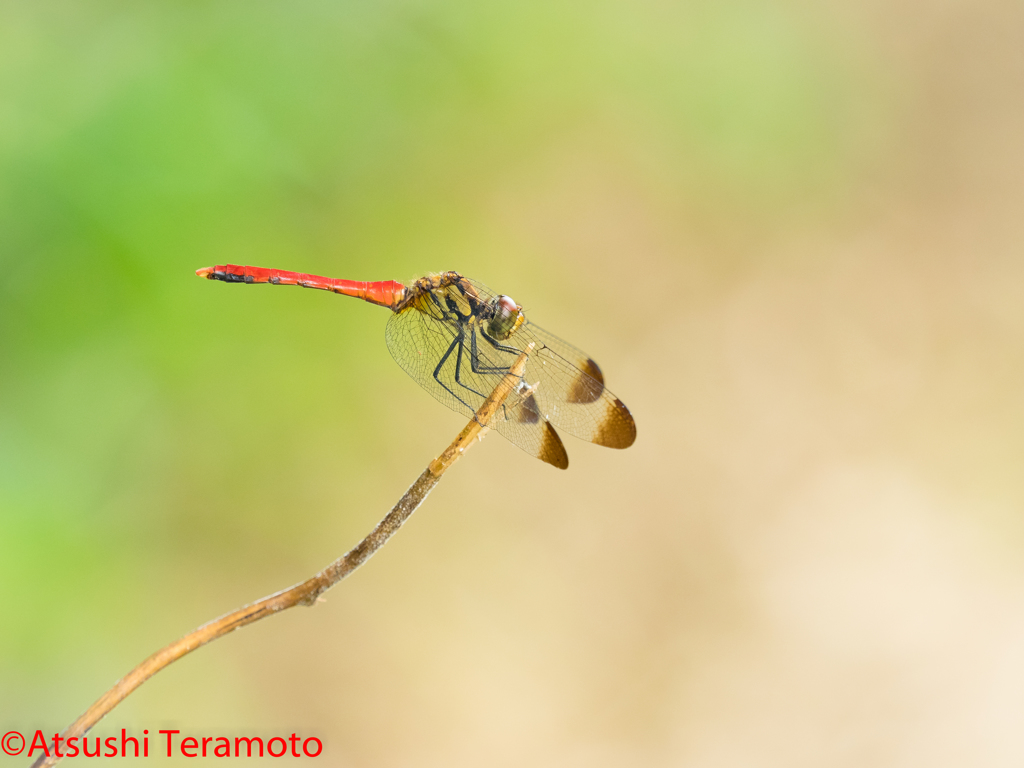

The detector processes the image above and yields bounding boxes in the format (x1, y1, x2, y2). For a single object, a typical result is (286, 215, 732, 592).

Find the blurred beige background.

(1, 0, 1023, 765)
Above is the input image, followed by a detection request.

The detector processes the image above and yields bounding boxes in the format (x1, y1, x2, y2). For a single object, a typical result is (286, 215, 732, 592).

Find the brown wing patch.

(594, 398, 637, 449)
(540, 422, 569, 469)
(568, 358, 605, 404)
(518, 393, 541, 424)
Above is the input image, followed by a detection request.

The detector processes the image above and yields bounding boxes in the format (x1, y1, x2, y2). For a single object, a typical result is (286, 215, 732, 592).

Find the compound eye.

(488, 295, 524, 340)
(496, 295, 518, 317)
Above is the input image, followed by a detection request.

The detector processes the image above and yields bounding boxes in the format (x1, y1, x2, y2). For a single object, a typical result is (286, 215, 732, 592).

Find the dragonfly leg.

(470, 327, 521, 373)
(478, 327, 524, 357)
(453, 334, 491, 401)
(469, 329, 523, 421)
(432, 334, 475, 410)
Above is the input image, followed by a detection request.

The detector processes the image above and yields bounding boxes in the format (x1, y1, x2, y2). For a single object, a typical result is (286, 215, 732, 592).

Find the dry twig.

(29, 344, 535, 768)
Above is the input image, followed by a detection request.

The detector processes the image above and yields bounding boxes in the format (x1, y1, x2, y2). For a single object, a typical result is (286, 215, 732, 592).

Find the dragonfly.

(196, 264, 636, 469)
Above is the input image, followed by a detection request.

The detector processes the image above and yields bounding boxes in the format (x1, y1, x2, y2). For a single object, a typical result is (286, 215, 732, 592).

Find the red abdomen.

(196, 264, 406, 309)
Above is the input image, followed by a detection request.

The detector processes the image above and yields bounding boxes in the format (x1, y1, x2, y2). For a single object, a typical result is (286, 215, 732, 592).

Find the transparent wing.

(510, 321, 637, 449)
(384, 277, 635, 468)
(461, 278, 636, 450)
(385, 302, 570, 469)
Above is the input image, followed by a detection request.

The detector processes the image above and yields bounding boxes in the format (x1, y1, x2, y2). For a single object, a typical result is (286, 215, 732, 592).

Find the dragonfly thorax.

(487, 295, 525, 341)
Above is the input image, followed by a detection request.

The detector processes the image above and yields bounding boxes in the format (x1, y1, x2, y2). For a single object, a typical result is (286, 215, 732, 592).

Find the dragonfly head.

(487, 295, 525, 340)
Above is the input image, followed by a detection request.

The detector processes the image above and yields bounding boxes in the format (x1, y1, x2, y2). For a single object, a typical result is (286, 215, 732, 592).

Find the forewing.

(512, 322, 637, 449)
(460, 277, 636, 450)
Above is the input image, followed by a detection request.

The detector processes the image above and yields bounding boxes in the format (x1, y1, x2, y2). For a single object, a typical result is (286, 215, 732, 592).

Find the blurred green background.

(3, 0, 1024, 765)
